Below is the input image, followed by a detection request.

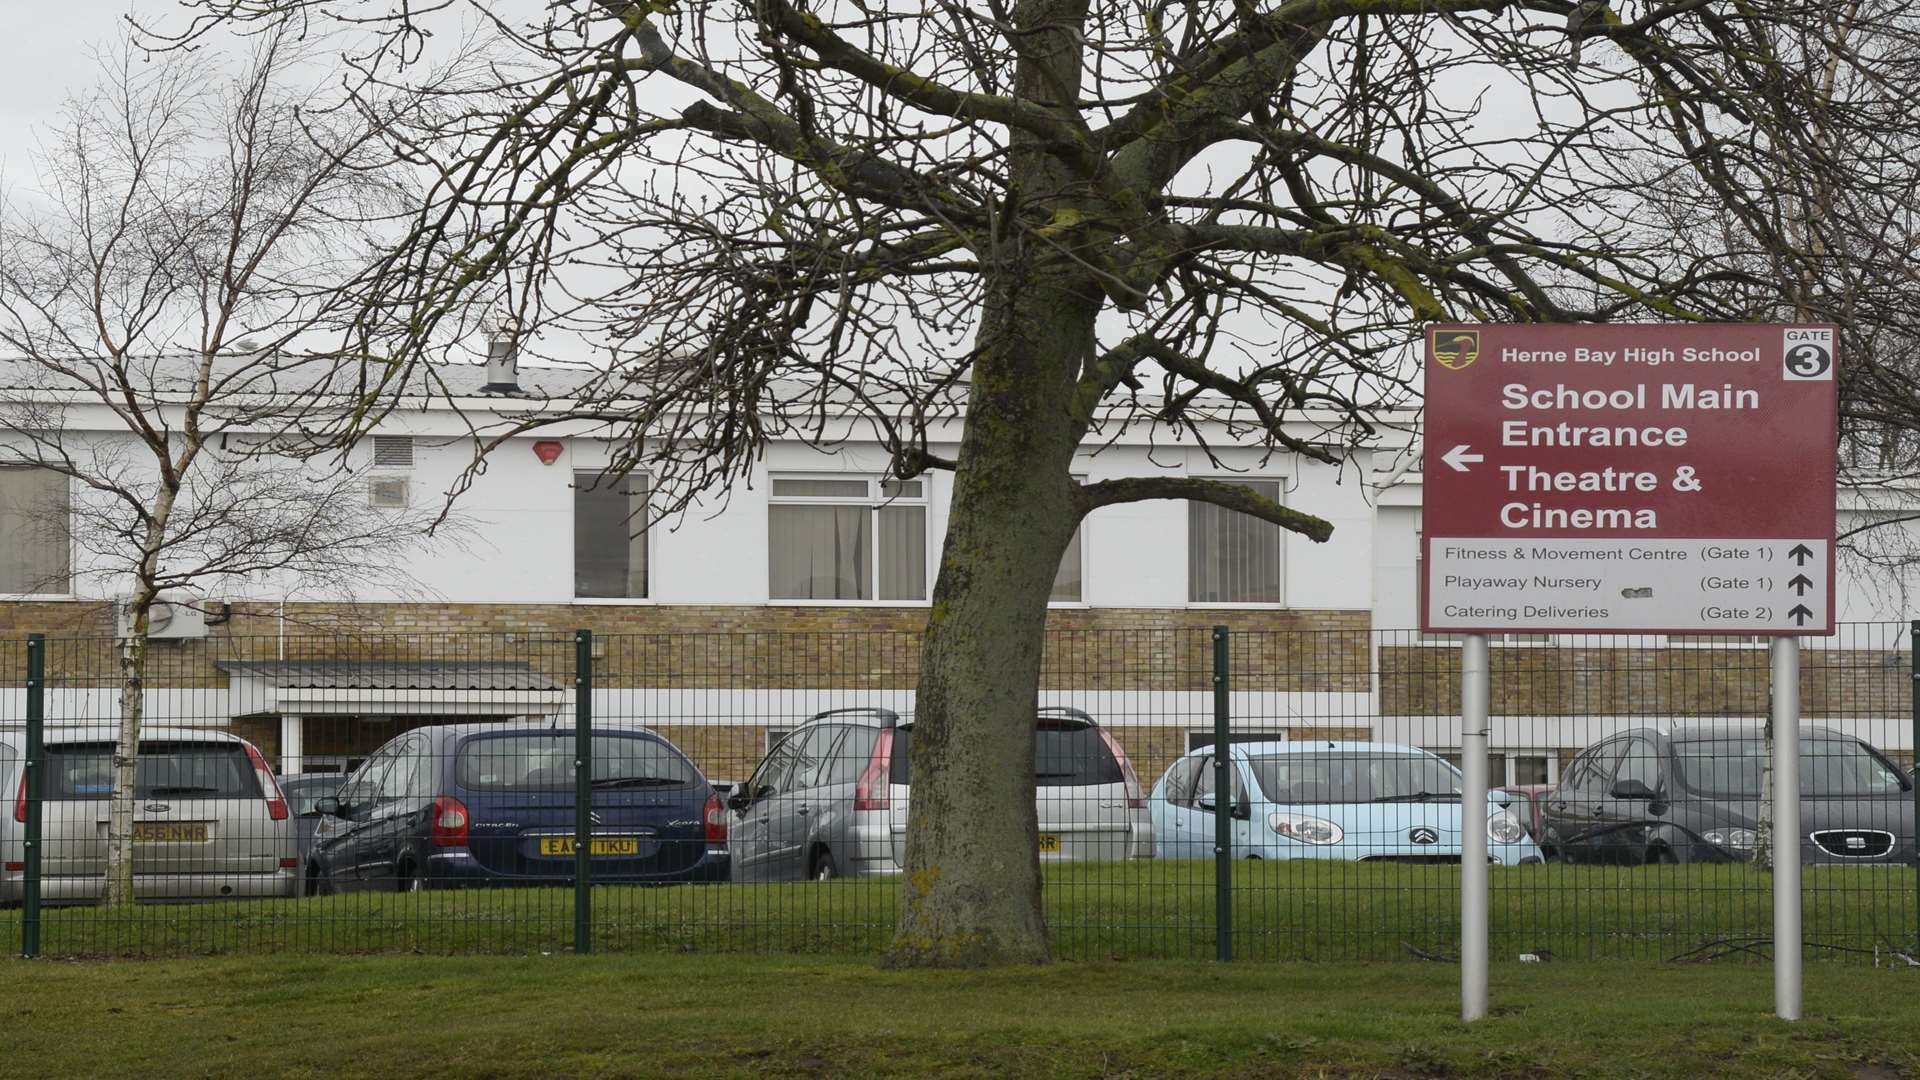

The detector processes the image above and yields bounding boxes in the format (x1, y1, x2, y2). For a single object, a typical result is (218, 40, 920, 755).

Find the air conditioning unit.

(114, 595, 209, 641)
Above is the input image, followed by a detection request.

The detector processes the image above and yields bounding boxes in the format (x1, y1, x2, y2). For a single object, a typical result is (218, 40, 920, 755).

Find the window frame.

(572, 468, 653, 603)
(1047, 474, 1089, 606)
(766, 474, 932, 605)
(0, 464, 75, 599)
(1185, 476, 1288, 608)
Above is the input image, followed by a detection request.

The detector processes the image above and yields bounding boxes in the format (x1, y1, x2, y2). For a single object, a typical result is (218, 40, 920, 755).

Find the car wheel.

(1646, 846, 1677, 866)
(812, 850, 839, 882)
(396, 861, 427, 893)
(305, 863, 324, 897)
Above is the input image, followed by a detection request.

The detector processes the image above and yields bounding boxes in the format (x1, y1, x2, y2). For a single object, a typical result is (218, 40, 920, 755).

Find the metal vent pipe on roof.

(482, 324, 521, 394)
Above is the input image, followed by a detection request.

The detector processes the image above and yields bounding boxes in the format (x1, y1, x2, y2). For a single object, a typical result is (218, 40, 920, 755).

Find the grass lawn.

(1, 953, 1917, 1078)
(4, 860, 1916, 963)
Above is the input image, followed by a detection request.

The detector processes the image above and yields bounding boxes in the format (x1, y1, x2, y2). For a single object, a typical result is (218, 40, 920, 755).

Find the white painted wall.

(8, 409, 1384, 612)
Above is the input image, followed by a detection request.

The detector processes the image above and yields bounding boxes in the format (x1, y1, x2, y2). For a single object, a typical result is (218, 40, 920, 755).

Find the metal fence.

(1, 623, 1914, 963)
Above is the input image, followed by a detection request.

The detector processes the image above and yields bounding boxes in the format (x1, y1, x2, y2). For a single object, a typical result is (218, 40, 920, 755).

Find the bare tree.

(1608, 4, 1920, 866)
(160, 0, 1920, 961)
(0, 31, 441, 906)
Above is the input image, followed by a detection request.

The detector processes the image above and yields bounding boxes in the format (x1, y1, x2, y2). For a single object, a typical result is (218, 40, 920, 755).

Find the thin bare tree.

(159, 0, 1920, 961)
(0, 30, 442, 905)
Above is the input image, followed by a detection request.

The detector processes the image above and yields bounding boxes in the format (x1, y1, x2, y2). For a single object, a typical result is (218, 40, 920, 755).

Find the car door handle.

(796, 805, 811, 816)
(755, 815, 771, 824)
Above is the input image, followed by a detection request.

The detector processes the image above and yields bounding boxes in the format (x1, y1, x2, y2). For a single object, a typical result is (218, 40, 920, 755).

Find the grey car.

(1, 725, 298, 903)
(278, 773, 345, 871)
(728, 706, 1155, 882)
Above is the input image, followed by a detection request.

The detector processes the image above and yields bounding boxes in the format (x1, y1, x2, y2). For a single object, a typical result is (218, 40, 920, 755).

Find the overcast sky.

(0, 3, 170, 176)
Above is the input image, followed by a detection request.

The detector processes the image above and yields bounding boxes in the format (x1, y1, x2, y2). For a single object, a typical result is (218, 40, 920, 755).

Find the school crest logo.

(1431, 329, 1480, 371)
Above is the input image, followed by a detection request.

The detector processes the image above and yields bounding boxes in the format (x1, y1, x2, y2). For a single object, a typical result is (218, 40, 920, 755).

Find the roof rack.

(1036, 705, 1096, 726)
(805, 706, 903, 727)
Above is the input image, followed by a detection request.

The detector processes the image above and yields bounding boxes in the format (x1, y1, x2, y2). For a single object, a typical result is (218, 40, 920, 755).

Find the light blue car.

(1150, 740, 1542, 864)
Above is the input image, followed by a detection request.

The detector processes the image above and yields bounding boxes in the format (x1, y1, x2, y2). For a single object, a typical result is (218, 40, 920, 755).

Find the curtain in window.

(573, 472, 647, 598)
(1049, 526, 1083, 602)
(1187, 480, 1282, 603)
(770, 505, 871, 599)
(0, 466, 70, 594)
(877, 505, 926, 601)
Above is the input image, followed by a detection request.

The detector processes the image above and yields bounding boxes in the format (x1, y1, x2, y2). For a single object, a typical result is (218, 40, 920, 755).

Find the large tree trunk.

(885, 272, 1097, 967)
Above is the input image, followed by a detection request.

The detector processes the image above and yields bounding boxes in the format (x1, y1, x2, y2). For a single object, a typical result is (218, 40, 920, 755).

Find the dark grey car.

(1542, 722, 1915, 865)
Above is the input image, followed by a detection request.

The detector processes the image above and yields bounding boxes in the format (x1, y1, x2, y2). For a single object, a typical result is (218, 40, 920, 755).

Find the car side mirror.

(726, 790, 752, 813)
(315, 796, 342, 817)
(1233, 799, 1252, 821)
(1610, 779, 1657, 800)
(1195, 796, 1216, 812)
(1490, 789, 1514, 807)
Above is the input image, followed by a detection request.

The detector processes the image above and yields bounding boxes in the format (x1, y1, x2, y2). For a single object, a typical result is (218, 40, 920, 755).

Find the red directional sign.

(1420, 324, 1838, 635)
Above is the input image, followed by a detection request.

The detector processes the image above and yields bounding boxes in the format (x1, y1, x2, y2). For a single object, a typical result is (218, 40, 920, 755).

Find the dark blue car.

(308, 724, 729, 892)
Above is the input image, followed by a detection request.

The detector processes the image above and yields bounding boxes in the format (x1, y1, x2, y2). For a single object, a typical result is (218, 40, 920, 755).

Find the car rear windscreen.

(281, 777, 340, 815)
(44, 741, 262, 800)
(456, 734, 696, 790)
(888, 725, 1123, 786)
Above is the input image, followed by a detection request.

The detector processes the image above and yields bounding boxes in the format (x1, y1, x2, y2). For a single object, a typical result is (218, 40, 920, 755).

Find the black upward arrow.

(1788, 574, 1813, 596)
(1789, 605, 1813, 626)
(1789, 544, 1815, 565)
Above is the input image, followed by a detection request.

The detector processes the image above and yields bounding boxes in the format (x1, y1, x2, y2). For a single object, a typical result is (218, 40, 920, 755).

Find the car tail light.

(11, 775, 23, 823)
(242, 743, 289, 821)
(703, 791, 727, 844)
(1096, 728, 1148, 810)
(853, 729, 895, 811)
(430, 796, 469, 847)
(2, 862, 21, 872)
(279, 857, 298, 869)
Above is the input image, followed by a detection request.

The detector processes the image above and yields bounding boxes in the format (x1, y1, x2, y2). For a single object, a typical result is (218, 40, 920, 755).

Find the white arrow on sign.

(1442, 444, 1484, 473)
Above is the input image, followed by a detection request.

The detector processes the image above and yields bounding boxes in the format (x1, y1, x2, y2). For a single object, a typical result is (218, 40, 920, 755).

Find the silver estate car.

(728, 706, 1155, 882)
(1, 726, 298, 903)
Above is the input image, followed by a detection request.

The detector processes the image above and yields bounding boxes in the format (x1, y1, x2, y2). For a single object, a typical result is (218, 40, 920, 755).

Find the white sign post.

(1773, 637, 1802, 1021)
(1460, 633, 1490, 1022)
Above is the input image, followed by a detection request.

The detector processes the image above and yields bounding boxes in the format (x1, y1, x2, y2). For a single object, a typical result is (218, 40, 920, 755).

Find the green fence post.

(1911, 619, 1919, 954)
(1213, 625, 1231, 962)
(574, 629, 593, 955)
(22, 634, 44, 959)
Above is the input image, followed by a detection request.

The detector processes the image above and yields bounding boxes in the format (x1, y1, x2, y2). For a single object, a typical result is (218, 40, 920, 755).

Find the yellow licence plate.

(133, 822, 208, 843)
(539, 837, 639, 857)
(1038, 834, 1061, 853)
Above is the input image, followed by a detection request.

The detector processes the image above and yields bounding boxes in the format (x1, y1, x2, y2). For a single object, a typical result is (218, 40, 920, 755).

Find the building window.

(1664, 634, 1765, 648)
(1188, 478, 1283, 604)
(574, 471, 648, 599)
(769, 477, 926, 601)
(0, 466, 70, 594)
(1050, 525, 1084, 603)
(1186, 731, 1286, 752)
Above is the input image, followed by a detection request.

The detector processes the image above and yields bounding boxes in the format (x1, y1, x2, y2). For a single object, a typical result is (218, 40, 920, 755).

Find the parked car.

(1540, 723, 1915, 865)
(306, 724, 728, 892)
(1, 725, 298, 903)
(1495, 783, 1556, 845)
(727, 706, 1155, 882)
(278, 773, 344, 870)
(1150, 741, 1542, 864)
